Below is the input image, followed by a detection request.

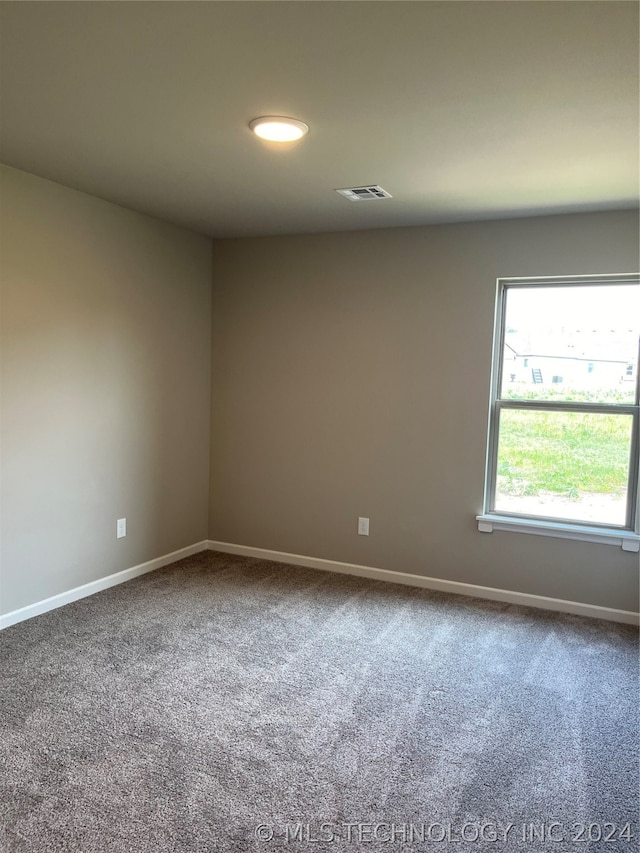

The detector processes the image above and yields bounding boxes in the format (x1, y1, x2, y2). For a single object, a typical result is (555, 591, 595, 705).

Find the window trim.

(479, 273, 640, 550)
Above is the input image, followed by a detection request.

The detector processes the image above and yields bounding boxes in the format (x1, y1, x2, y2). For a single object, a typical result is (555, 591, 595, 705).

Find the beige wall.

(0, 166, 212, 615)
(2, 167, 637, 619)
(209, 211, 640, 612)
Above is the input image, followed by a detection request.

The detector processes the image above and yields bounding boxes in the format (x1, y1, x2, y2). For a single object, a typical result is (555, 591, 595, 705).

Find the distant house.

(503, 331, 636, 386)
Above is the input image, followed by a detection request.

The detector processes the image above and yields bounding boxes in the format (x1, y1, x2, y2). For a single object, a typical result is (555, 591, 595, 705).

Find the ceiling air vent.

(335, 185, 393, 201)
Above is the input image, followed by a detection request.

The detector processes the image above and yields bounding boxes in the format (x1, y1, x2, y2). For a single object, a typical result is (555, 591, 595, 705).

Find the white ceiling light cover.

(249, 116, 309, 142)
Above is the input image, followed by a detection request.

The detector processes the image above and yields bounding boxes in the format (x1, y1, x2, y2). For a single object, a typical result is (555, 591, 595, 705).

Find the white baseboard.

(3, 538, 636, 630)
(207, 540, 640, 626)
(0, 541, 208, 630)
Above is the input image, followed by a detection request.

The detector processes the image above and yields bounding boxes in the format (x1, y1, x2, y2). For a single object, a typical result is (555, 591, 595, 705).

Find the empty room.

(0, 2, 638, 851)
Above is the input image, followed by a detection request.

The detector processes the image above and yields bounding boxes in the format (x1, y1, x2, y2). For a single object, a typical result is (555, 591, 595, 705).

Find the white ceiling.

(1, 1, 638, 239)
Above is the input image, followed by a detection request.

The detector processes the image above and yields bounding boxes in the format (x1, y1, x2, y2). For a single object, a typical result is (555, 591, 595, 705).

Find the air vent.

(335, 185, 393, 201)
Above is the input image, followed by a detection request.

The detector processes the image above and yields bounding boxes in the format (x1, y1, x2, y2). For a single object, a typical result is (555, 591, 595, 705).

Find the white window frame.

(477, 273, 640, 552)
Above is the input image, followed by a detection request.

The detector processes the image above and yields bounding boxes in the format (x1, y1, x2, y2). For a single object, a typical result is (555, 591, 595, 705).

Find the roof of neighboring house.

(504, 331, 636, 365)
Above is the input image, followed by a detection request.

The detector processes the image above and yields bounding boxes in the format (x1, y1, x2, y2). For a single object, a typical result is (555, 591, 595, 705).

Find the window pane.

(501, 284, 640, 404)
(495, 409, 633, 526)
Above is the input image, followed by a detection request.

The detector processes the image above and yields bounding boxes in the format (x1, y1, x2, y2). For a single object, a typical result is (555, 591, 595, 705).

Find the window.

(478, 274, 640, 552)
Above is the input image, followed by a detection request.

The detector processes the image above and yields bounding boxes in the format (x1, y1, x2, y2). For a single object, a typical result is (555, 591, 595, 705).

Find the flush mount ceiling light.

(249, 116, 309, 142)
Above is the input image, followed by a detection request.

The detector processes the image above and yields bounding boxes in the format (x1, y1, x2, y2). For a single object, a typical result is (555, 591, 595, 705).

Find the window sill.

(476, 514, 640, 552)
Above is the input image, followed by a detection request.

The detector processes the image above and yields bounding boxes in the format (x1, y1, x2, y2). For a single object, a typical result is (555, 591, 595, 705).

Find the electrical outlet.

(358, 517, 370, 536)
(116, 518, 127, 539)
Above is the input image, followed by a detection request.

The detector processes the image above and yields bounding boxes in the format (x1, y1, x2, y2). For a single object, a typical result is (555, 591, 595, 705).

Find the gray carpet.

(1, 551, 638, 852)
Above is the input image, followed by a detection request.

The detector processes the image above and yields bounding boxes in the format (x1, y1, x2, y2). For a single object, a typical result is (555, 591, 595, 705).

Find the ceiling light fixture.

(249, 116, 309, 142)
